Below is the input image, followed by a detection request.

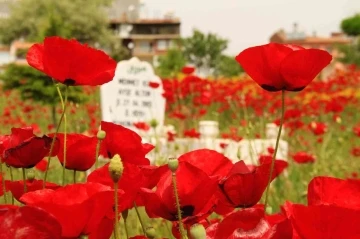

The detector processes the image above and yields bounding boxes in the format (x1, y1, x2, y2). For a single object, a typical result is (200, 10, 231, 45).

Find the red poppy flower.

(182, 66, 195, 75)
(213, 207, 292, 239)
(53, 133, 99, 171)
(292, 152, 315, 164)
(35, 158, 48, 172)
(184, 128, 201, 138)
(21, 183, 116, 238)
(351, 147, 360, 157)
(0, 205, 62, 239)
(284, 202, 360, 239)
(218, 156, 288, 208)
(235, 43, 332, 91)
(309, 122, 327, 135)
(26, 36, 117, 86)
(149, 81, 160, 89)
(5, 179, 59, 203)
(133, 122, 151, 131)
(178, 149, 233, 177)
(140, 161, 218, 224)
(101, 121, 150, 165)
(308, 176, 360, 210)
(353, 125, 360, 137)
(87, 162, 145, 212)
(2, 127, 59, 168)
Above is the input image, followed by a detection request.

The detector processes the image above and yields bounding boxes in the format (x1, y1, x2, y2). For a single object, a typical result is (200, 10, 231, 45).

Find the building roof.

(110, 18, 180, 24)
(106, 0, 140, 21)
(270, 27, 351, 45)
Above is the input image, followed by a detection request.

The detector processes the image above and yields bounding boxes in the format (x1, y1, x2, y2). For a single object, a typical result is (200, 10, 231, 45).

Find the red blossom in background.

(26, 36, 117, 86)
(309, 122, 327, 135)
(236, 43, 332, 91)
(184, 128, 201, 138)
(133, 122, 151, 131)
(148, 81, 160, 89)
(292, 152, 315, 164)
(182, 66, 195, 75)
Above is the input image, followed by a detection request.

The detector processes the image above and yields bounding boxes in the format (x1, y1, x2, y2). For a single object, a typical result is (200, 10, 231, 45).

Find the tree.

(0, 0, 114, 46)
(339, 14, 360, 67)
(182, 29, 228, 74)
(156, 48, 186, 78)
(215, 55, 243, 77)
(341, 14, 360, 36)
(0, 64, 88, 126)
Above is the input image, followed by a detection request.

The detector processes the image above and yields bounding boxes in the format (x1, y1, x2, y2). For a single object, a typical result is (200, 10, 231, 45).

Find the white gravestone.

(100, 57, 165, 131)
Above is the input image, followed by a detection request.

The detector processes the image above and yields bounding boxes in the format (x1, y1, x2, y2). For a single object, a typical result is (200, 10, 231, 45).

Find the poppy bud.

(145, 226, 156, 239)
(108, 154, 123, 183)
(27, 169, 35, 181)
(168, 158, 179, 172)
(150, 119, 158, 128)
(97, 130, 106, 140)
(189, 224, 206, 239)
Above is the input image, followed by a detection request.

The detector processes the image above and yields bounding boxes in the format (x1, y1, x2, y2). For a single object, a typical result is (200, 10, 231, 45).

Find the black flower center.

(64, 78, 76, 86)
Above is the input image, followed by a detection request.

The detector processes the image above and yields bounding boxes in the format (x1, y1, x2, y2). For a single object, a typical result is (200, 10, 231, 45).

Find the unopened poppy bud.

(145, 226, 156, 239)
(265, 205, 273, 215)
(121, 210, 128, 220)
(189, 224, 206, 239)
(97, 130, 106, 140)
(27, 169, 35, 181)
(168, 158, 179, 172)
(150, 119, 158, 128)
(108, 154, 123, 183)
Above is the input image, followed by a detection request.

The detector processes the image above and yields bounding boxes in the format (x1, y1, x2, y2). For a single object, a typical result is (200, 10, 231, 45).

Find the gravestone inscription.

(100, 57, 165, 130)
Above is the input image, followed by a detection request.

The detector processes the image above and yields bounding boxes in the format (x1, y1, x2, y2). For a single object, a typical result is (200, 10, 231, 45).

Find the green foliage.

(338, 39, 360, 66)
(0, 64, 88, 124)
(215, 55, 243, 77)
(182, 29, 228, 70)
(341, 14, 360, 36)
(0, 0, 114, 45)
(109, 40, 131, 62)
(1, 64, 87, 105)
(156, 48, 186, 77)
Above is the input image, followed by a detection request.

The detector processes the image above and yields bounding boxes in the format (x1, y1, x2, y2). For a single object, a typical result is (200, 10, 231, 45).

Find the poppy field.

(0, 37, 360, 239)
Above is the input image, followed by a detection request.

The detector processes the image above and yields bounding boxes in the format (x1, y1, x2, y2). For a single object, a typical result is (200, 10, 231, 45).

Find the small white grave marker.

(100, 57, 165, 130)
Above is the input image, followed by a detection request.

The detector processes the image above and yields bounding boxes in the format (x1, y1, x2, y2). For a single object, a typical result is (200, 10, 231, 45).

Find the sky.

(143, 0, 360, 55)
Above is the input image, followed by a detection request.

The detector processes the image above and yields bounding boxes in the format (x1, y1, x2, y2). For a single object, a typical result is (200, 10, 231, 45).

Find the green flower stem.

(133, 201, 146, 235)
(73, 170, 76, 184)
(22, 168, 27, 193)
(9, 166, 14, 204)
(43, 85, 68, 188)
(122, 213, 129, 239)
(264, 90, 285, 210)
(95, 139, 102, 169)
(61, 86, 69, 186)
(171, 172, 186, 239)
(0, 161, 7, 203)
(114, 182, 121, 239)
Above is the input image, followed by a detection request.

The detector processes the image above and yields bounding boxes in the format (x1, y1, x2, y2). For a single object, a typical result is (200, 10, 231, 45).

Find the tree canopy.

(0, 0, 114, 46)
(341, 14, 360, 36)
(156, 48, 186, 78)
(182, 29, 228, 70)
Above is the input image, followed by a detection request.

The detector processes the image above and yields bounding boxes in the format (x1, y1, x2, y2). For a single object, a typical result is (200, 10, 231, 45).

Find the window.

(157, 40, 168, 51)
